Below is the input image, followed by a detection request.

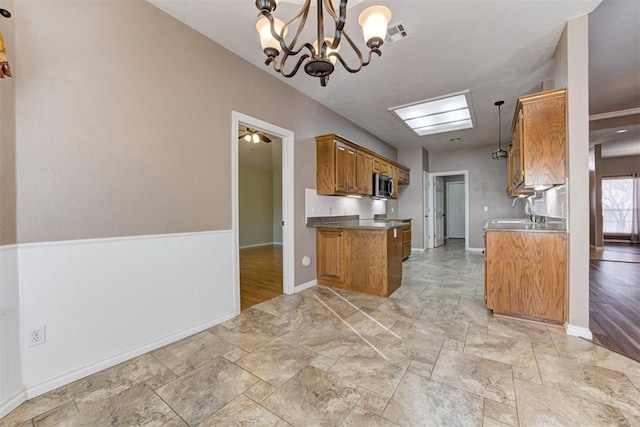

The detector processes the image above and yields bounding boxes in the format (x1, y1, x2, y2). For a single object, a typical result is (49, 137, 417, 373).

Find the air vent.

(385, 21, 407, 45)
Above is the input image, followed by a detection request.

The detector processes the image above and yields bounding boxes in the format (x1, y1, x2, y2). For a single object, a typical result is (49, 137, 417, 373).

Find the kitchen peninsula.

(308, 216, 405, 297)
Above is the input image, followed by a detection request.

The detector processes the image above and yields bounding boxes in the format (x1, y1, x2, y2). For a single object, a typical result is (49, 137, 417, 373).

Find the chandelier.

(254, 0, 391, 86)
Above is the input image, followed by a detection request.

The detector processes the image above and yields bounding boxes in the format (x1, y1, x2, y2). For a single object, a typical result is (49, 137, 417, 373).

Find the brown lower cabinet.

(402, 224, 411, 260)
(316, 227, 402, 297)
(484, 230, 567, 325)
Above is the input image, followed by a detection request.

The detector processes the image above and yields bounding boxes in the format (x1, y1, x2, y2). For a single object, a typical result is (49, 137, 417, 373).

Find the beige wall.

(239, 168, 274, 247)
(429, 144, 520, 249)
(0, 0, 16, 245)
(554, 15, 591, 334)
(601, 154, 640, 177)
(13, 0, 396, 285)
(398, 147, 427, 249)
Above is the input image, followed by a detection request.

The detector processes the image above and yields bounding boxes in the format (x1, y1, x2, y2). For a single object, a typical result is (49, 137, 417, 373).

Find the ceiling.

(148, 0, 638, 157)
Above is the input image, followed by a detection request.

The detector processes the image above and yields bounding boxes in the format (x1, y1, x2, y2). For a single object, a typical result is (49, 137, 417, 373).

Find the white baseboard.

(565, 324, 593, 340)
(0, 389, 28, 420)
(467, 247, 484, 252)
(25, 311, 236, 399)
(411, 247, 426, 253)
(294, 279, 317, 293)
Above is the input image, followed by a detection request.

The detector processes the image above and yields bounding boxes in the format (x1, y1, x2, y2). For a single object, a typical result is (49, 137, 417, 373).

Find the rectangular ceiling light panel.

(389, 91, 475, 137)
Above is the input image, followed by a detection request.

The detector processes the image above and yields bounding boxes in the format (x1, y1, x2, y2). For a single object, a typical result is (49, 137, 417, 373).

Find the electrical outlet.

(28, 324, 46, 347)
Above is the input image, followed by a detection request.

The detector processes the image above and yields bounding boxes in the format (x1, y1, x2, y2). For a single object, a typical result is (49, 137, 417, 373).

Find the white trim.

(0, 390, 28, 420)
(467, 247, 484, 252)
(411, 247, 426, 253)
(565, 324, 593, 340)
(239, 242, 283, 249)
(18, 230, 223, 250)
(0, 243, 19, 252)
(232, 112, 295, 306)
(427, 170, 470, 251)
(294, 279, 317, 293)
(423, 171, 433, 250)
(25, 312, 236, 399)
(589, 107, 640, 121)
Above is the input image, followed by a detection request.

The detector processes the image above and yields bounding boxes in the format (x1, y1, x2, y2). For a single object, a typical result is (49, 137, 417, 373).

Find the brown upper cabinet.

(316, 134, 410, 198)
(510, 88, 567, 191)
(506, 143, 533, 197)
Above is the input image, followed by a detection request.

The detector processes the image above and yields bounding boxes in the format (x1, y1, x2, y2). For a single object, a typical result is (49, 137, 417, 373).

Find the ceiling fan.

(239, 128, 272, 144)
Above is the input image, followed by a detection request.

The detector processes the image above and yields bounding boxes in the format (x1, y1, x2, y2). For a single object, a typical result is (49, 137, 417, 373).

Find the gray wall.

(429, 144, 520, 249)
(601, 155, 640, 177)
(13, 0, 397, 286)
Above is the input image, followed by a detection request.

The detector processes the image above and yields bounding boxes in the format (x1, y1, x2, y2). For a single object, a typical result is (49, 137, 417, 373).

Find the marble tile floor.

(3, 240, 640, 426)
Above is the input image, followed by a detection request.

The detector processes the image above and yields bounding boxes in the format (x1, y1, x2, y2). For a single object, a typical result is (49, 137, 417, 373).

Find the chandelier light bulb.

(252, 133, 260, 143)
(244, 134, 252, 142)
(256, 17, 287, 52)
(312, 38, 341, 64)
(358, 6, 391, 48)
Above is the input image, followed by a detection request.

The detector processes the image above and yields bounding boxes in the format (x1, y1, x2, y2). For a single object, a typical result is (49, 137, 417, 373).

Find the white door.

(446, 181, 465, 238)
(424, 172, 433, 249)
(434, 176, 445, 247)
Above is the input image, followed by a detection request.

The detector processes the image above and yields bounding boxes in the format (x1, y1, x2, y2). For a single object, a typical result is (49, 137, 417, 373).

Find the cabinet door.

(372, 157, 382, 174)
(512, 111, 524, 190)
(335, 143, 357, 193)
(485, 231, 566, 324)
(521, 95, 566, 187)
(316, 229, 347, 286)
(507, 144, 533, 197)
(356, 151, 373, 196)
(389, 166, 399, 199)
(398, 167, 410, 185)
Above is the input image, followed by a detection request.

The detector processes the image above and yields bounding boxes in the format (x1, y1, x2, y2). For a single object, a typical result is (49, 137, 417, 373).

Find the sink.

(491, 218, 533, 224)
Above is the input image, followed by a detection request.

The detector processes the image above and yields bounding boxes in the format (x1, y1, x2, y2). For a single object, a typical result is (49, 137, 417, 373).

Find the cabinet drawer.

(402, 227, 411, 243)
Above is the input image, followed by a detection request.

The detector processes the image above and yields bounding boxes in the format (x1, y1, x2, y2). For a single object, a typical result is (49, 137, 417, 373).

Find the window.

(602, 176, 633, 236)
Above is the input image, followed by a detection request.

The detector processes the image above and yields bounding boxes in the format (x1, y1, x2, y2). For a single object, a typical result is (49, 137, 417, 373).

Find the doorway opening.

(232, 112, 294, 313)
(425, 170, 470, 251)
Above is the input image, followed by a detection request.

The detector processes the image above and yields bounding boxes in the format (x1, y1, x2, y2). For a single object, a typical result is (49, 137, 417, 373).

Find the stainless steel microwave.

(373, 173, 394, 198)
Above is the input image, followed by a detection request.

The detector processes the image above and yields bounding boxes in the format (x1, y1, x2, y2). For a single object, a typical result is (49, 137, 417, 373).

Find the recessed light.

(616, 129, 628, 133)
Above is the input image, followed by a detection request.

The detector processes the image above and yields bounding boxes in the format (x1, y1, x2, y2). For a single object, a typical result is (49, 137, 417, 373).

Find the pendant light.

(491, 100, 508, 160)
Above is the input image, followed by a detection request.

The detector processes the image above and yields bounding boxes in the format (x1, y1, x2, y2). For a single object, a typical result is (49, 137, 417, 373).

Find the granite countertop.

(307, 216, 407, 230)
(484, 220, 566, 233)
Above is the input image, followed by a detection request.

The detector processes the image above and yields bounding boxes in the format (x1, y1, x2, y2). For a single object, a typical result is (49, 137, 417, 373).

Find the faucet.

(512, 195, 536, 223)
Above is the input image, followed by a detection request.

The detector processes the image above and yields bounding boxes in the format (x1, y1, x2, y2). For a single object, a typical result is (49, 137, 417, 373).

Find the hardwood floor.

(590, 243, 640, 362)
(240, 244, 283, 310)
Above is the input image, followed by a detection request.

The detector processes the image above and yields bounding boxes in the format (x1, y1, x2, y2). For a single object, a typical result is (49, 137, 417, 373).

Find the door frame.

(427, 170, 470, 251)
(423, 171, 433, 249)
(231, 112, 295, 315)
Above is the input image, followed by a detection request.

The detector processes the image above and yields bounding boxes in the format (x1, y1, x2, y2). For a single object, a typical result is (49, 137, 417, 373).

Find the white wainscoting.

(18, 231, 236, 398)
(0, 245, 24, 419)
